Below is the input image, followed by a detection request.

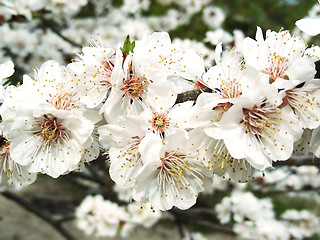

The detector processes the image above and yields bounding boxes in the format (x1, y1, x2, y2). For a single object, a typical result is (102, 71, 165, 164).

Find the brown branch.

(175, 89, 202, 104)
(175, 60, 320, 109)
(2, 191, 77, 240)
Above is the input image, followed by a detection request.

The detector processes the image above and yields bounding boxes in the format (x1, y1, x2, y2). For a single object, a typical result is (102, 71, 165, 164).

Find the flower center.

(149, 112, 169, 134)
(35, 114, 69, 145)
(264, 54, 289, 84)
(159, 152, 189, 178)
(49, 91, 73, 110)
(242, 105, 278, 137)
(121, 74, 146, 99)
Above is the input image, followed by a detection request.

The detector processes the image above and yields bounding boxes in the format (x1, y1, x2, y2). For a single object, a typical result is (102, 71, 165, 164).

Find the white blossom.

(202, 6, 225, 29)
(76, 195, 128, 237)
(0, 134, 37, 189)
(0, 61, 97, 178)
(127, 201, 162, 228)
(243, 27, 315, 91)
(133, 130, 213, 210)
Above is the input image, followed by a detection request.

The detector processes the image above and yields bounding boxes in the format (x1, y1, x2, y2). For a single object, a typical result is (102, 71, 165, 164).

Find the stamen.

(159, 152, 190, 178)
(121, 74, 146, 99)
(264, 54, 289, 84)
(220, 82, 242, 99)
(49, 91, 73, 110)
(34, 114, 69, 145)
(242, 105, 279, 137)
(149, 112, 169, 134)
(100, 60, 114, 87)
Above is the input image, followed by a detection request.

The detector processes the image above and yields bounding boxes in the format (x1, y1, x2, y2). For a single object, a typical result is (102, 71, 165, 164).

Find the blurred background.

(0, 0, 319, 83)
(1, 0, 320, 240)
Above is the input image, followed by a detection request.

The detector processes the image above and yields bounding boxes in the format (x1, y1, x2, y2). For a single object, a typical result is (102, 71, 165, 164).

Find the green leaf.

(121, 35, 135, 56)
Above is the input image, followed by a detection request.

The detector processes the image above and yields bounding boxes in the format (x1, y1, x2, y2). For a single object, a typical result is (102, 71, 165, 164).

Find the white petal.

(99, 124, 134, 148)
(168, 101, 194, 129)
(146, 81, 177, 112)
(138, 132, 162, 165)
(214, 42, 222, 64)
(179, 51, 205, 81)
(296, 18, 320, 36)
(109, 146, 143, 186)
(0, 60, 14, 80)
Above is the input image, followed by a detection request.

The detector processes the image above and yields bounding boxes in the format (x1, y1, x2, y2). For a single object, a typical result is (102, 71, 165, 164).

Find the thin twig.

(2, 191, 77, 240)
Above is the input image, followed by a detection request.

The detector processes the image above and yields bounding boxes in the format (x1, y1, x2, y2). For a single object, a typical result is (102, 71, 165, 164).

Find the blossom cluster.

(1, 25, 320, 214)
(1, 1, 320, 239)
(255, 165, 320, 192)
(215, 191, 320, 239)
(75, 194, 162, 238)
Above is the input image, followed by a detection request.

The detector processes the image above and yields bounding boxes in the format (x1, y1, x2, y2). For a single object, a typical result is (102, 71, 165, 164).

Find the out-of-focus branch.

(87, 164, 109, 185)
(56, 215, 75, 224)
(170, 208, 235, 236)
(86, 163, 120, 203)
(193, 220, 235, 235)
(252, 186, 320, 195)
(1, 191, 76, 240)
(273, 155, 320, 167)
(187, 208, 216, 215)
(40, 16, 82, 48)
(171, 209, 185, 239)
(71, 171, 102, 185)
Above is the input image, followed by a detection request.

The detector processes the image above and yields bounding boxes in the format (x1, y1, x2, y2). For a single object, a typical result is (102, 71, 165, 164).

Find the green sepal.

(121, 35, 135, 56)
